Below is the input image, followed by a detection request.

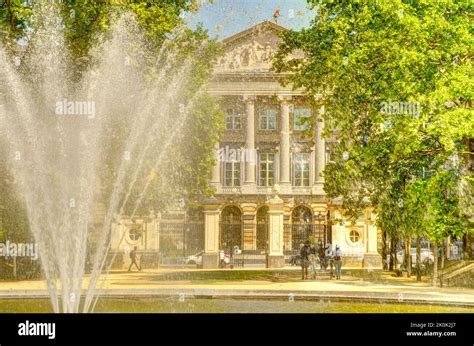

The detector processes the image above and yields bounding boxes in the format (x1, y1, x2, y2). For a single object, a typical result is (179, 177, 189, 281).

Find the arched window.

(186, 208, 204, 254)
(292, 205, 313, 224)
(220, 206, 242, 250)
(290, 205, 313, 250)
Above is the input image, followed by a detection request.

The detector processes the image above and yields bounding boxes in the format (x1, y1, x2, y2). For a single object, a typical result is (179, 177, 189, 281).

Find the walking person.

(318, 241, 326, 271)
(333, 245, 343, 280)
(128, 246, 142, 272)
(300, 240, 311, 280)
(219, 249, 226, 268)
(308, 243, 318, 279)
(325, 243, 334, 279)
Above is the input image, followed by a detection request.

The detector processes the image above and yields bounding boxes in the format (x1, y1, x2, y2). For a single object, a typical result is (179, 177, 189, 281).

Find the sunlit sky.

(186, 0, 316, 39)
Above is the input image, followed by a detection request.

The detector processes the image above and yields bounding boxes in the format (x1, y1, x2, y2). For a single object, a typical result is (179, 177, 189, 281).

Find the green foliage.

(0, 1, 223, 233)
(57, 0, 200, 62)
(274, 0, 473, 242)
(0, 0, 31, 40)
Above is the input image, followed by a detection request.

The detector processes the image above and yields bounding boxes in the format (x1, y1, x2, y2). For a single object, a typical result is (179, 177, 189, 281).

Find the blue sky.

(186, 0, 316, 39)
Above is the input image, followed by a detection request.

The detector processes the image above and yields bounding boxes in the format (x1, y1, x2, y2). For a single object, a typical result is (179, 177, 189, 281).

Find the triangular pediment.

(215, 21, 287, 73)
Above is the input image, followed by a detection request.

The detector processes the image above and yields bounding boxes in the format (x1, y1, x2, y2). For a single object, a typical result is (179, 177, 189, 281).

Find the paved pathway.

(0, 267, 472, 307)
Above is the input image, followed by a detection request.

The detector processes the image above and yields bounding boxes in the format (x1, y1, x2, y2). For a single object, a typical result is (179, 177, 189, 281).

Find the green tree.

(0, 0, 224, 288)
(274, 0, 473, 284)
(1, 0, 223, 213)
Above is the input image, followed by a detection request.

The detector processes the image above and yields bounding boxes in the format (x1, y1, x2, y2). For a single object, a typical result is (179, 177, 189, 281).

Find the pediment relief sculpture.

(217, 39, 276, 72)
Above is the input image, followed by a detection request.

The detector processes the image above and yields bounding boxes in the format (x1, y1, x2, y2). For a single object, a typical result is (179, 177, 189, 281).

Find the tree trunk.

(407, 238, 412, 277)
(446, 235, 451, 259)
(432, 240, 438, 287)
(441, 239, 445, 269)
(416, 236, 421, 281)
(390, 238, 398, 271)
(389, 236, 394, 271)
(466, 232, 473, 260)
(440, 239, 445, 287)
(6, 0, 14, 32)
(403, 239, 408, 272)
(382, 231, 388, 270)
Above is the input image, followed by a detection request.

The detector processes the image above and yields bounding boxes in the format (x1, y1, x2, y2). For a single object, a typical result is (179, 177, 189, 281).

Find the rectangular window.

(225, 108, 241, 130)
(224, 161, 240, 186)
(259, 108, 277, 130)
(259, 153, 275, 187)
(293, 153, 310, 187)
(293, 108, 311, 131)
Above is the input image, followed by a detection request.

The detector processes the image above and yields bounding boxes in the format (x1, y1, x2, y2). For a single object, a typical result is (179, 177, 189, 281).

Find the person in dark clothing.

(308, 243, 318, 279)
(128, 246, 142, 272)
(333, 245, 343, 280)
(317, 241, 327, 271)
(300, 240, 311, 280)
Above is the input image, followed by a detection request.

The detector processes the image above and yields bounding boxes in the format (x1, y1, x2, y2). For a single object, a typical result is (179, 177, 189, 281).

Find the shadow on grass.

(125, 270, 291, 283)
(117, 269, 373, 284)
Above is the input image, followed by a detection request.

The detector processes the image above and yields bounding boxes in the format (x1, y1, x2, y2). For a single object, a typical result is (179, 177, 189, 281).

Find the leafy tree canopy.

(274, 0, 473, 241)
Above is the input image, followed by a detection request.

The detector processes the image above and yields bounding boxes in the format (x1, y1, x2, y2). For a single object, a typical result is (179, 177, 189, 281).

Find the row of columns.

(244, 96, 256, 184)
(210, 95, 326, 190)
(202, 203, 382, 269)
(201, 193, 293, 269)
(204, 94, 329, 268)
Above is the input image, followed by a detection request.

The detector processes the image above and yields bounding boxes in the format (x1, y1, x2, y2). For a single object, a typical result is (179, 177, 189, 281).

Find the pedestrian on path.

(219, 250, 225, 268)
(318, 241, 327, 271)
(325, 243, 334, 279)
(308, 243, 319, 279)
(128, 246, 142, 272)
(300, 240, 311, 280)
(333, 245, 343, 280)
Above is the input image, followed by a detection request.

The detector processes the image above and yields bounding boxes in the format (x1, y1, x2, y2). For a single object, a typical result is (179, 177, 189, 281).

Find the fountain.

(0, 1, 206, 312)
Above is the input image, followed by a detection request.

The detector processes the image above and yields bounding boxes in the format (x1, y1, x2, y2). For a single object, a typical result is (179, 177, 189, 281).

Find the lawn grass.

(0, 298, 472, 313)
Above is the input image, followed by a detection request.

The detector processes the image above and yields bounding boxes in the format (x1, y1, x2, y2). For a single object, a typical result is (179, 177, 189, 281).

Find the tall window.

(224, 161, 240, 186)
(225, 108, 241, 130)
(293, 153, 310, 187)
(259, 108, 277, 130)
(293, 108, 311, 131)
(259, 153, 275, 186)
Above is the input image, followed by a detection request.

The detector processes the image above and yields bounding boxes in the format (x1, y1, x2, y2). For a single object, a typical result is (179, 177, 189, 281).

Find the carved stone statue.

(217, 39, 276, 71)
(231, 46, 241, 69)
(261, 42, 274, 62)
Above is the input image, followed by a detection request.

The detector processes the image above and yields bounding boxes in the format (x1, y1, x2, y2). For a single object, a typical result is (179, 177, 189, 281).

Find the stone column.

(145, 212, 160, 268)
(244, 95, 256, 185)
(210, 142, 221, 187)
(241, 203, 257, 250)
(314, 100, 326, 195)
(267, 186, 285, 268)
(202, 198, 221, 268)
(363, 209, 382, 269)
(110, 219, 126, 269)
(278, 96, 292, 191)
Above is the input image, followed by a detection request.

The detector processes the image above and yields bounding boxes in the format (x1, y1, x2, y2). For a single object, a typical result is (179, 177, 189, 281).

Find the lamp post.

(316, 212, 325, 246)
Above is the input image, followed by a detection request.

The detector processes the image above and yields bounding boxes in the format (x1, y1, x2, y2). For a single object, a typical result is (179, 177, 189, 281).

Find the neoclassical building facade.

(200, 21, 382, 268)
(111, 21, 383, 269)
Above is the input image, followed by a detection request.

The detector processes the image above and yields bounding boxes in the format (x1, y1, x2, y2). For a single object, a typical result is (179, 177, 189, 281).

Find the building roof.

(221, 20, 288, 46)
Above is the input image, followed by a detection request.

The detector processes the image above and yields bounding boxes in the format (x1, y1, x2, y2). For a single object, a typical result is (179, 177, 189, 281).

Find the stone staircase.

(440, 260, 474, 288)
